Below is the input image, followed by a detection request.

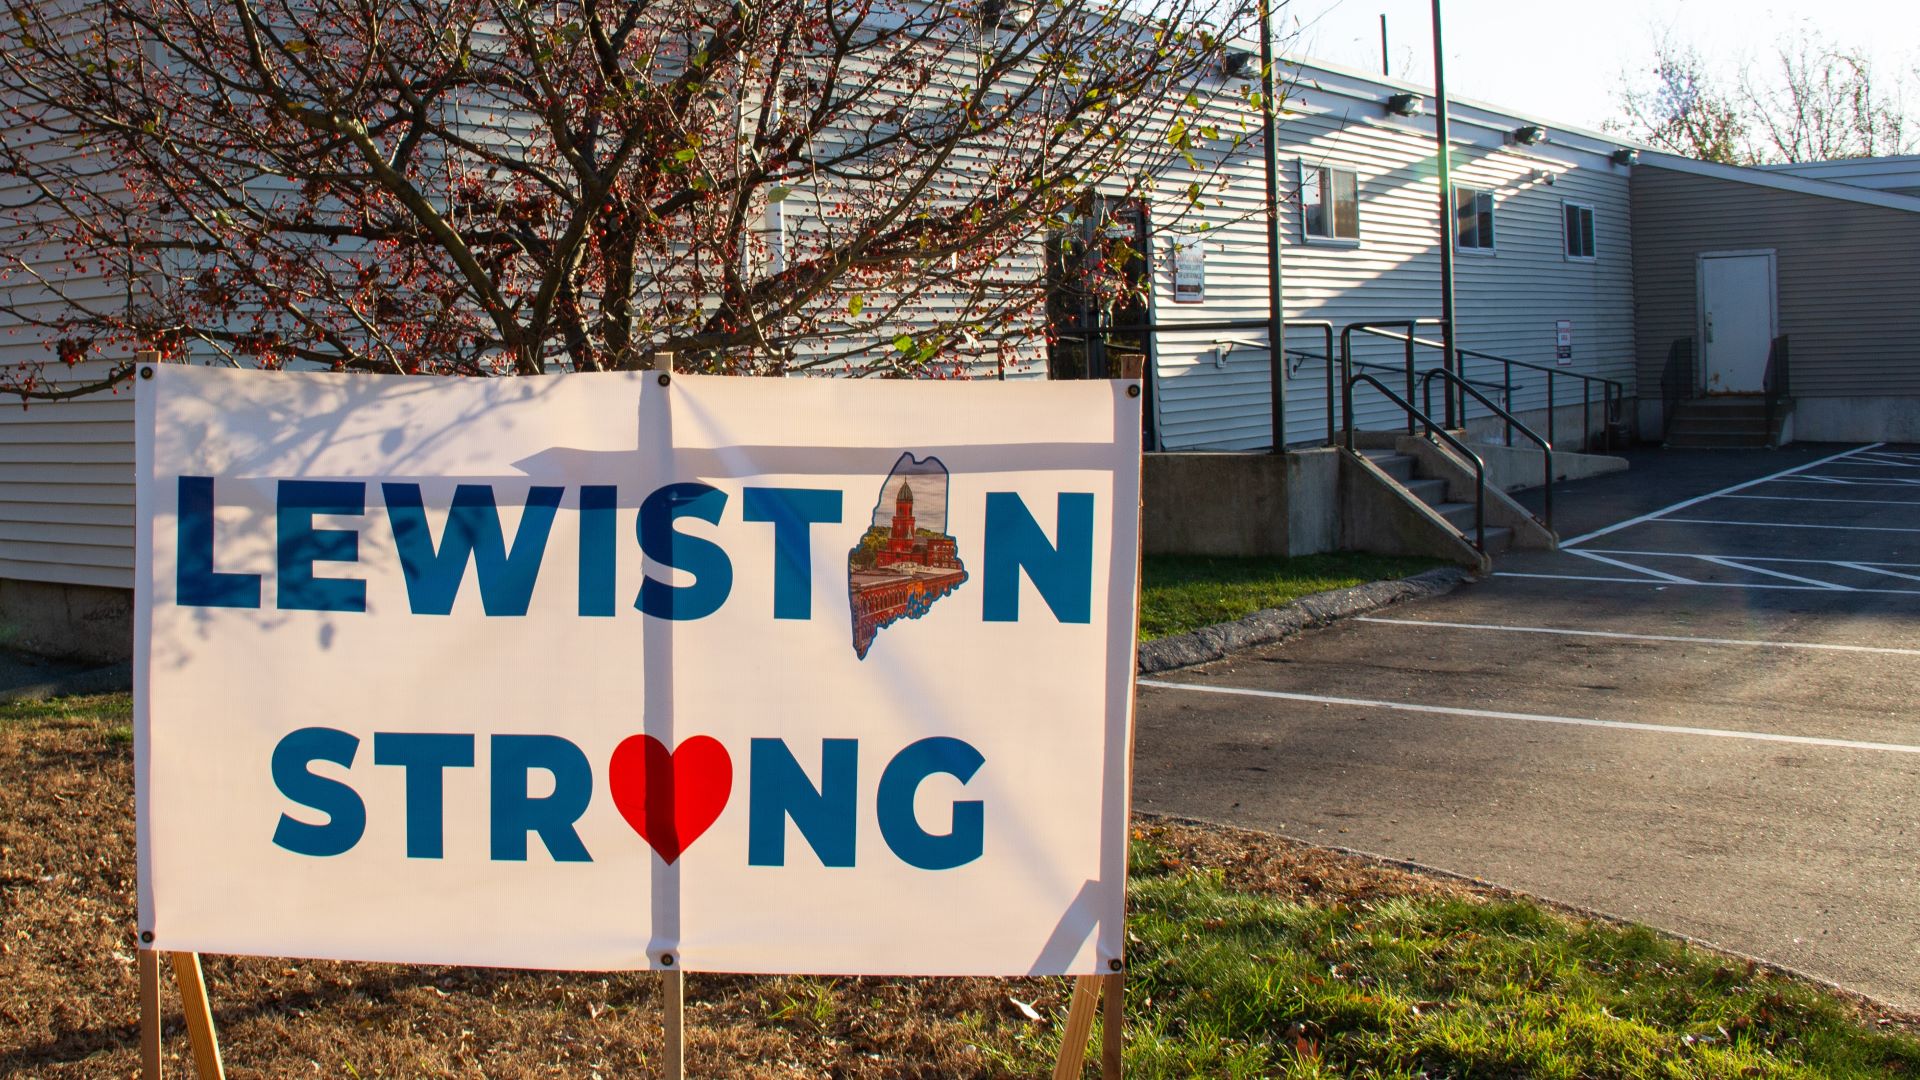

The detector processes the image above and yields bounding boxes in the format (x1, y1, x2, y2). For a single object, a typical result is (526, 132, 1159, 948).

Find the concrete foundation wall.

(1143, 448, 1485, 569)
(0, 578, 132, 664)
(1791, 397, 1920, 443)
(1142, 449, 1340, 558)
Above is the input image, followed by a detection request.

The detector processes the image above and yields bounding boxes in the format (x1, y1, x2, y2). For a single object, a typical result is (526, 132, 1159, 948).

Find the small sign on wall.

(1171, 237, 1205, 304)
(1555, 319, 1574, 365)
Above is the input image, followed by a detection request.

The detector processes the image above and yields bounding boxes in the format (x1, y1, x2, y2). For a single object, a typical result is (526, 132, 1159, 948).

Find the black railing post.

(1503, 361, 1513, 445)
(1583, 381, 1591, 453)
(1403, 321, 1417, 435)
(1546, 374, 1555, 449)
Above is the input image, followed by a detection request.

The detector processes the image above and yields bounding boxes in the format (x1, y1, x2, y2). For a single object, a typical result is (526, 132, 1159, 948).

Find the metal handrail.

(1338, 320, 1442, 437)
(1763, 335, 1791, 446)
(1345, 372, 1487, 552)
(1423, 367, 1554, 532)
(1660, 337, 1695, 442)
(1061, 317, 1337, 452)
(1344, 322, 1625, 451)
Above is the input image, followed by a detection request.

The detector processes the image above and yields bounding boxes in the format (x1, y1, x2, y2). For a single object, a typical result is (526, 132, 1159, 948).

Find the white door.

(1699, 253, 1776, 394)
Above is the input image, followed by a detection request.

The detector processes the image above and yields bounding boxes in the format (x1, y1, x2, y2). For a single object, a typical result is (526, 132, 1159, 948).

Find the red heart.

(608, 735, 732, 864)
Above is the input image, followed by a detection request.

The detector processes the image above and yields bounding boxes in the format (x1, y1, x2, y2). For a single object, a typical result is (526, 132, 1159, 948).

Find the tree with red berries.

(0, 0, 1257, 395)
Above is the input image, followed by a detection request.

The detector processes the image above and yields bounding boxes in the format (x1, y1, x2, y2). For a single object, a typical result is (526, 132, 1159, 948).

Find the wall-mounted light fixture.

(1510, 125, 1547, 146)
(1385, 92, 1425, 117)
(1222, 50, 1255, 79)
(1611, 148, 1640, 166)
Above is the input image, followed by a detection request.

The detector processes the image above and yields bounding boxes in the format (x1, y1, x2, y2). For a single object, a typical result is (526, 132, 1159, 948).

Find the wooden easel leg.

(661, 970, 685, 1080)
(139, 949, 163, 1079)
(169, 953, 226, 1079)
(1051, 975, 1102, 1080)
(1099, 973, 1124, 1078)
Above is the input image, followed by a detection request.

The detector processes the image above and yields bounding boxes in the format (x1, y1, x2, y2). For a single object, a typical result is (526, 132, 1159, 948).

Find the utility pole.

(1380, 14, 1389, 76)
(1431, 0, 1459, 428)
(1259, 0, 1288, 452)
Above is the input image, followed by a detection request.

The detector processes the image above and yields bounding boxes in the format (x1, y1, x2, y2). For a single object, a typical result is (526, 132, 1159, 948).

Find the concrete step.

(1430, 501, 1480, 530)
(1676, 399, 1771, 418)
(1666, 431, 1775, 448)
(1668, 415, 1774, 432)
(1403, 477, 1447, 506)
(1360, 450, 1416, 483)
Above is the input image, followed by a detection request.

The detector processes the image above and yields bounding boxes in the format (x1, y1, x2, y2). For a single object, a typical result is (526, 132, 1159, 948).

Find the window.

(1455, 186, 1495, 250)
(1563, 202, 1596, 259)
(1300, 164, 1360, 241)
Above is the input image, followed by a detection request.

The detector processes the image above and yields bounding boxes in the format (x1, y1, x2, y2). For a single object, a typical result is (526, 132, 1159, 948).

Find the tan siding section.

(1631, 164, 1920, 399)
(0, 394, 134, 587)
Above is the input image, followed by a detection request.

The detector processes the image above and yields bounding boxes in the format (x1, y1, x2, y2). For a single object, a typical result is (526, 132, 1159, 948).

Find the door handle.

(1705, 312, 1714, 343)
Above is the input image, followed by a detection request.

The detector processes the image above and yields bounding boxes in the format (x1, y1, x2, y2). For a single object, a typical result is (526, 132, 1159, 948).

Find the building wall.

(1142, 63, 1636, 451)
(1631, 161, 1920, 433)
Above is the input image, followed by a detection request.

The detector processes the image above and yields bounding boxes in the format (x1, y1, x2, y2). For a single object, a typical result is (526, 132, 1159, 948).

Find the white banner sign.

(135, 366, 1140, 977)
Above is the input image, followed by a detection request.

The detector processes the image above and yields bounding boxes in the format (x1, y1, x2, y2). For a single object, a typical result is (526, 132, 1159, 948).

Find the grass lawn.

(1139, 553, 1446, 641)
(5, 696, 1916, 1077)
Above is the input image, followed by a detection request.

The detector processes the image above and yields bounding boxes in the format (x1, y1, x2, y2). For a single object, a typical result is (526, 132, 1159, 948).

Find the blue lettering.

(876, 737, 985, 870)
(177, 476, 261, 608)
(578, 485, 618, 617)
(982, 492, 1094, 623)
(741, 487, 843, 620)
(747, 738, 856, 867)
(271, 727, 365, 857)
(383, 484, 564, 616)
(489, 734, 593, 862)
(635, 483, 733, 621)
(276, 480, 367, 612)
(373, 732, 475, 859)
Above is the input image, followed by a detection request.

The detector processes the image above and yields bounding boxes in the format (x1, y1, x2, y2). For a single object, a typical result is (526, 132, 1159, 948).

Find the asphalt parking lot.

(1133, 442, 1920, 1007)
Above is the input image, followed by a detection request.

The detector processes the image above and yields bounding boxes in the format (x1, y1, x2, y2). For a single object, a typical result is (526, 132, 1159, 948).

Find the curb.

(1137, 566, 1474, 674)
(0, 661, 132, 705)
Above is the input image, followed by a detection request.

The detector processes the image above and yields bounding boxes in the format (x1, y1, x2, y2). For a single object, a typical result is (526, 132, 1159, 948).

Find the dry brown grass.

(0, 695, 1485, 1078)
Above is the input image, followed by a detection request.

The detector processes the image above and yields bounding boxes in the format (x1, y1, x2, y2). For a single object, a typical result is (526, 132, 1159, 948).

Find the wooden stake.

(1051, 975, 1102, 1079)
(139, 948, 163, 1079)
(661, 969, 685, 1080)
(1100, 973, 1124, 1079)
(170, 953, 226, 1079)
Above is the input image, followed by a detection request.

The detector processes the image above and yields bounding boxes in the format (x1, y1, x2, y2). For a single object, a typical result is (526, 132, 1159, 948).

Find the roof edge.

(1638, 151, 1920, 213)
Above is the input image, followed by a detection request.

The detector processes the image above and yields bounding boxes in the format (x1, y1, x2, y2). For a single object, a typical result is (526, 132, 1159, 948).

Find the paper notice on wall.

(1172, 237, 1205, 304)
(1556, 319, 1574, 364)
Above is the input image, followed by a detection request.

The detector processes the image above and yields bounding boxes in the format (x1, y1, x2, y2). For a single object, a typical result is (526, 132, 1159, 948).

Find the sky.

(1284, 0, 1917, 133)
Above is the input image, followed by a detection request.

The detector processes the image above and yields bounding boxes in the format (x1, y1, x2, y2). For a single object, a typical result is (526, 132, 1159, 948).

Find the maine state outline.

(846, 453, 968, 659)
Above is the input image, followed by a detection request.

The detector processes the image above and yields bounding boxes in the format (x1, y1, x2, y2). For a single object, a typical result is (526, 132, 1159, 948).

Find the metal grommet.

(140, 931, 154, 943)
(660, 952, 675, 966)
(139, 367, 155, 380)
(657, 373, 671, 387)
(1108, 958, 1123, 972)
(1126, 383, 1141, 398)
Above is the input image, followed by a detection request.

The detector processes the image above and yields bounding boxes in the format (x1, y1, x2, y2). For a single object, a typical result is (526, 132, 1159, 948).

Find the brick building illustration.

(848, 454, 967, 659)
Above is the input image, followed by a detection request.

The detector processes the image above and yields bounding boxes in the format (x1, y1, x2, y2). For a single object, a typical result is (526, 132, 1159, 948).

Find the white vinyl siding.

(1144, 69, 1636, 450)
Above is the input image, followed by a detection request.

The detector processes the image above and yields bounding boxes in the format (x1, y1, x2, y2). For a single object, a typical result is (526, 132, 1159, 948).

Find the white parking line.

(1492, 572, 1920, 595)
(1355, 616, 1920, 656)
(1774, 475, 1920, 487)
(1139, 679, 1920, 755)
(1570, 549, 1696, 583)
(1584, 549, 1920, 569)
(1658, 518, 1920, 533)
(1563, 443, 1882, 547)
(1718, 495, 1920, 508)
(1696, 555, 1850, 589)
